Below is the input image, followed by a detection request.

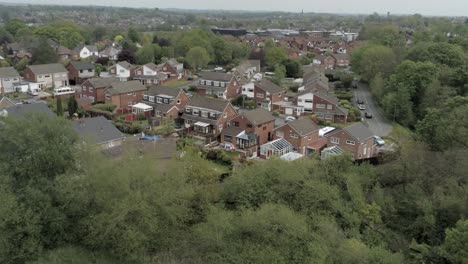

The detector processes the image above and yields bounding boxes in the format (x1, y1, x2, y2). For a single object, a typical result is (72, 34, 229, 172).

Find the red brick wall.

(23, 67, 36, 82)
(229, 115, 274, 145)
(273, 123, 319, 155)
(216, 104, 238, 134)
(106, 90, 145, 109)
(174, 91, 191, 109)
(327, 130, 366, 160)
(253, 85, 266, 103)
(225, 77, 241, 99)
(67, 64, 79, 81)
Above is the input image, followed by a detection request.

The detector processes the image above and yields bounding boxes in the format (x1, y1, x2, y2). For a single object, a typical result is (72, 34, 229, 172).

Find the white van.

(54, 87, 75, 96)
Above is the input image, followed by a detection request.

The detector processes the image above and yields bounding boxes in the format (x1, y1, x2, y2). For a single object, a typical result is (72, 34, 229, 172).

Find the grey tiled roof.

(69, 61, 95, 71)
(3, 103, 55, 117)
(0, 67, 20, 78)
(73, 116, 124, 145)
(288, 117, 320, 136)
(27, 63, 67, 74)
(255, 79, 284, 94)
(84, 77, 121, 88)
(187, 96, 229, 112)
(201, 72, 233, 82)
(146, 86, 182, 97)
(241, 108, 275, 125)
(107, 80, 147, 95)
(343, 122, 374, 142)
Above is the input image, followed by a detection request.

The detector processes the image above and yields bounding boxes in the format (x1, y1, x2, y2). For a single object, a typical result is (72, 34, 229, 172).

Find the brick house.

(313, 54, 336, 69)
(142, 86, 191, 120)
(56, 46, 77, 62)
(254, 79, 286, 111)
(273, 117, 320, 155)
(23, 63, 69, 88)
(0, 95, 16, 109)
(67, 61, 95, 85)
(133, 63, 168, 85)
(182, 96, 237, 140)
(197, 72, 241, 100)
(312, 93, 348, 124)
(164, 58, 185, 78)
(325, 122, 377, 160)
(221, 109, 275, 154)
(108, 61, 134, 81)
(80, 77, 120, 103)
(0, 67, 20, 94)
(104, 80, 147, 109)
(333, 53, 350, 67)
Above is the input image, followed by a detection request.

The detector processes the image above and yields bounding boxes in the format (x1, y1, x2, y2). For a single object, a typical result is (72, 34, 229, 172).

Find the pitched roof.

(27, 63, 67, 75)
(107, 80, 147, 95)
(241, 108, 275, 125)
(255, 79, 284, 94)
(201, 72, 233, 82)
(56, 46, 74, 55)
(73, 116, 124, 145)
(2, 103, 55, 118)
(0, 67, 20, 78)
(315, 92, 339, 105)
(166, 58, 183, 67)
(187, 96, 229, 112)
(287, 117, 320, 136)
(343, 123, 374, 142)
(222, 126, 244, 137)
(0, 96, 17, 108)
(69, 61, 95, 71)
(76, 44, 98, 53)
(83, 77, 121, 88)
(142, 63, 159, 71)
(146, 86, 182, 98)
(116, 61, 132, 70)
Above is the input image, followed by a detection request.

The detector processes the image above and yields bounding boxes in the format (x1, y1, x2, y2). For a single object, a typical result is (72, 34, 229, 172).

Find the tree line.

(351, 23, 468, 151)
(0, 113, 466, 264)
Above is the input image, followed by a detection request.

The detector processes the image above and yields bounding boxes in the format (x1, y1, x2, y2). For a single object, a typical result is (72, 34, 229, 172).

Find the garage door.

(285, 108, 293, 115)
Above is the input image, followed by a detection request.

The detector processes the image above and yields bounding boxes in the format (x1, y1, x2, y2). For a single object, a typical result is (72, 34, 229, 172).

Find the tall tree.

(117, 49, 136, 64)
(265, 47, 287, 69)
(56, 97, 63, 117)
(67, 96, 78, 117)
(127, 27, 140, 43)
(185, 46, 210, 71)
(30, 38, 57, 65)
(442, 220, 468, 264)
(136, 45, 155, 64)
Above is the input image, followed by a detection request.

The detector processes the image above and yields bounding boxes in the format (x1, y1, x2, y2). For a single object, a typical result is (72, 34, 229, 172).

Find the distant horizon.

(0, 0, 467, 17)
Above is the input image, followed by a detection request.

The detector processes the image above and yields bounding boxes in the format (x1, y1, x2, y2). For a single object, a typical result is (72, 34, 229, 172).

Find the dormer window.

(156, 97, 161, 103)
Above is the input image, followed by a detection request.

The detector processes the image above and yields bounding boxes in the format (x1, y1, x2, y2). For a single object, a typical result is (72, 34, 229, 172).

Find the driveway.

(353, 82, 393, 137)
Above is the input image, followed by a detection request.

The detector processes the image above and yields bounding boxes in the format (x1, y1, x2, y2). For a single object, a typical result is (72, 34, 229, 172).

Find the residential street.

(353, 82, 393, 137)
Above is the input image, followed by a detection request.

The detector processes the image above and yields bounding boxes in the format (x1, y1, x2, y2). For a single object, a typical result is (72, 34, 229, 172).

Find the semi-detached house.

(0, 67, 20, 94)
(104, 80, 147, 109)
(23, 63, 69, 89)
(325, 122, 377, 160)
(197, 72, 241, 100)
(182, 96, 237, 139)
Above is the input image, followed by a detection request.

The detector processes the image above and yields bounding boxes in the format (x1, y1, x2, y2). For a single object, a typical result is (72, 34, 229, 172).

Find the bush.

(244, 100, 257, 109)
(335, 91, 353, 101)
(188, 85, 198, 92)
(92, 104, 117, 112)
(137, 113, 146, 121)
(272, 110, 280, 117)
(347, 107, 362, 122)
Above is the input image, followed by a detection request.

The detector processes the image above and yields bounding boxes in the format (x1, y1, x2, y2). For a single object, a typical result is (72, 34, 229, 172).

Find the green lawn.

(166, 79, 190, 87)
(7, 92, 31, 100)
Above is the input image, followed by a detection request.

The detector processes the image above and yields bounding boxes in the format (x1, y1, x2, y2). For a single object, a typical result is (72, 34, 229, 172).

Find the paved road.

(353, 82, 393, 137)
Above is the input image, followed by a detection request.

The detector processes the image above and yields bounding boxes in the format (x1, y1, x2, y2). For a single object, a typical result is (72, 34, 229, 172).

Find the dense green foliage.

(0, 115, 466, 263)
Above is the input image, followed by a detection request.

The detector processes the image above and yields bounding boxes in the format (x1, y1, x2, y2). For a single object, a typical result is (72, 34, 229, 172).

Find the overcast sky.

(4, 0, 467, 16)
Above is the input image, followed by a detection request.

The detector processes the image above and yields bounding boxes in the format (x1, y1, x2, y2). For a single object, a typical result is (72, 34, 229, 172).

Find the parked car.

(358, 104, 366, 110)
(285, 116, 296, 122)
(187, 76, 194, 81)
(357, 98, 364, 104)
(373, 136, 385, 146)
(214, 67, 224, 71)
(365, 112, 373, 118)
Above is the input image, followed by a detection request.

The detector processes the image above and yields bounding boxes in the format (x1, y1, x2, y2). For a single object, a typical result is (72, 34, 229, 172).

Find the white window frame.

(290, 133, 298, 139)
(346, 140, 355, 145)
(331, 137, 339, 144)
